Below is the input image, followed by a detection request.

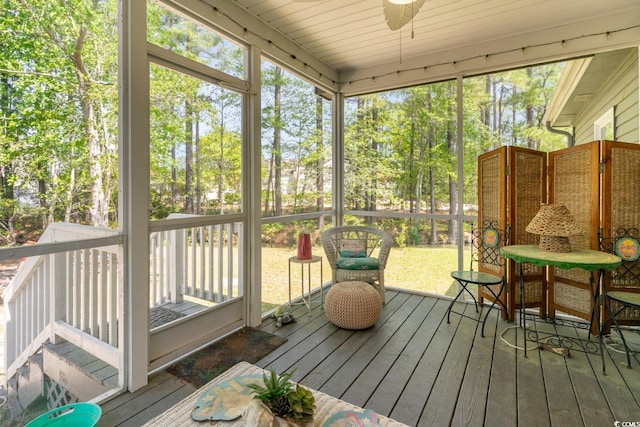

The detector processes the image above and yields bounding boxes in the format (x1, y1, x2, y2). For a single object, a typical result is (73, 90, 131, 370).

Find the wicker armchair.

(321, 226, 393, 303)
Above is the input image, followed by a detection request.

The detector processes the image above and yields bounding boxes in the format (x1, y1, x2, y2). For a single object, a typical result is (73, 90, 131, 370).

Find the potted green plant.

(247, 368, 315, 426)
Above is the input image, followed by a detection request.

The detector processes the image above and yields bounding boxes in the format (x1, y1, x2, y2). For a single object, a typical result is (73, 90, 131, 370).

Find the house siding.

(574, 48, 639, 145)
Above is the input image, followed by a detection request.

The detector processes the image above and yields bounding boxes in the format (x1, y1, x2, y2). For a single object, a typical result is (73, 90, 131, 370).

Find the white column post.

(50, 252, 67, 344)
(247, 46, 263, 327)
(119, 0, 150, 392)
(456, 76, 465, 271)
(333, 93, 345, 227)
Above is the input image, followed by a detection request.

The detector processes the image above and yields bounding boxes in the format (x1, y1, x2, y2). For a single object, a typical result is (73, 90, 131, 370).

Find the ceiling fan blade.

(383, 0, 426, 31)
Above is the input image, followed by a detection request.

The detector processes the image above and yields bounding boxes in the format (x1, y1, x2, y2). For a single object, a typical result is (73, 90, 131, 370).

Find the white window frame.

(594, 107, 614, 140)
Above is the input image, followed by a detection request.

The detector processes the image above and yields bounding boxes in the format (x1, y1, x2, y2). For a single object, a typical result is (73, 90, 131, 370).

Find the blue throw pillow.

(339, 239, 366, 258)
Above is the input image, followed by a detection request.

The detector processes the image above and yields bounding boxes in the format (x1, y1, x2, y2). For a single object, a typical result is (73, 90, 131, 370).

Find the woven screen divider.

(554, 283, 592, 314)
(512, 150, 547, 246)
(508, 149, 547, 319)
(479, 154, 502, 220)
(513, 281, 544, 305)
(602, 141, 640, 323)
(548, 143, 599, 321)
(610, 145, 640, 233)
(477, 149, 507, 317)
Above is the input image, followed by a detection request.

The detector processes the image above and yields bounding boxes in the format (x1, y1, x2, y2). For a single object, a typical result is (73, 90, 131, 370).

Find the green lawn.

(261, 244, 467, 314)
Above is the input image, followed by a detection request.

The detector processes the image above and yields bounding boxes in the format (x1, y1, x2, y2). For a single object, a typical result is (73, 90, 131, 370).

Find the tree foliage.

(261, 61, 332, 217)
(0, 0, 568, 247)
(1, 0, 118, 243)
(343, 66, 567, 243)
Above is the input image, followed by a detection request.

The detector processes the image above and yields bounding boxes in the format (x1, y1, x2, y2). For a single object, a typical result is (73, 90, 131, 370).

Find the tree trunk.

(37, 161, 47, 228)
(428, 134, 437, 245)
(71, 26, 107, 227)
(316, 96, 324, 229)
(264, 153, 273, 216)
(171, 143, 177, 210)
(366, 105, 378, 223)
(409, 120, 415, 213)
(526, 68, 537, 149)
(447, 84, 458, 244)
(0, 75, 15, 203)
(512, 84, 518, 146)
(195, 118, 201, 215)
(483, 76, 491, 127)
(274, 67, 283, 216)
(65, 157, 76, 223)
(185, 100, 194, 214)
(219, 103, 225, 214)
(98, 99, 114, 225)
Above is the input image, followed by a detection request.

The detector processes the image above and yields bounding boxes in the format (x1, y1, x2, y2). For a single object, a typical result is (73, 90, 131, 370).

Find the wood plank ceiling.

(231, 0, 640, 94)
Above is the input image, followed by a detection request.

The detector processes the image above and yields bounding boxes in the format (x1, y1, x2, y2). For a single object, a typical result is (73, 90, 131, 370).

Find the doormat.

(150, 307, 186, 328)
(166, 327, 287, 388)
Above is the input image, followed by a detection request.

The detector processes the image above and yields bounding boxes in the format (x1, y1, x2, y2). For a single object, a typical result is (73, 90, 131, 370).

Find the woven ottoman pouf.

(325, 281, 382, 329)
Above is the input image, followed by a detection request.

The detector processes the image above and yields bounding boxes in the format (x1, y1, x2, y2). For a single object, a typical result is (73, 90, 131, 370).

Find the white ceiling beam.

(340, 11, 640, 96)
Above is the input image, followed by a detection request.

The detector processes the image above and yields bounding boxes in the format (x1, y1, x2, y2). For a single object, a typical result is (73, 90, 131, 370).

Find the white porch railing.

(149, 214, 243, 307)
(3, 223, 123, 386)
(3, 216, 243, 388)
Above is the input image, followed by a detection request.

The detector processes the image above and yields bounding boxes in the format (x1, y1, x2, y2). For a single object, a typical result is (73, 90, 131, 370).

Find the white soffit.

(543, 58, 593, 125)
(223, 0, 640, 93)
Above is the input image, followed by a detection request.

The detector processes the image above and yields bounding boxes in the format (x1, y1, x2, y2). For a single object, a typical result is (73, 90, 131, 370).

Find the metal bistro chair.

(447, 220, 510, 337)
(600, 227, 640, 368)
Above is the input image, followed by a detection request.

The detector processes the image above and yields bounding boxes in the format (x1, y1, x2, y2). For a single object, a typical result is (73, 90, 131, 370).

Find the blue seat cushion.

(337, 256, 379, 270)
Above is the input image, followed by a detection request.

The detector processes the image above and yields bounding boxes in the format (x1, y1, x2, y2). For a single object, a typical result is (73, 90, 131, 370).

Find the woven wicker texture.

(601, 144, 640, 325)
(526, 204, 581, 253)
(321, 226, 392, 303)
(521, 263, 543, 275)
(554, 282, 591, 314)
(480, 155, 501, 220)
(609, 147, 640, 314)
(142, 362, 409, 426)
(526, 204, 580, 237)
(610, 301, 640, 320)
(552, 149, 592, 250)
(513, 150, 545, 246)
(549, 148, 595, 319)
(554, 266, 590, 283)
(611, 146, 640, 232)
(513, 280, 544, 304)
(325, 281, 381, 329)
(478, 154, 503, 308)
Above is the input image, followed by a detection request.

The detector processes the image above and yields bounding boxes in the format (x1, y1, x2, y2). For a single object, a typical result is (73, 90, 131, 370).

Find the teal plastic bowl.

(26, 403, 101, 427)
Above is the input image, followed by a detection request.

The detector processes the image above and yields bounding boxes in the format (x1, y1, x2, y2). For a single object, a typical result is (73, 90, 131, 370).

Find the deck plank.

(96, 291, 640, 427)
(99, 371, 195, 426)
(484, 322, 518, 426)
(451, 305, 500, 427)
(318, 294, 423, 400)
(417, 303, 478, 427)
(536, 320, 582, 427)
(587, 348, 640, 423)
(278, 292, 412, 391)
(340, 296, 438, 408)
(516, 348, 551, 426)
(364, 297, 442, 415)
(565, 344, 615, 426)
(389, 301, 469, 426)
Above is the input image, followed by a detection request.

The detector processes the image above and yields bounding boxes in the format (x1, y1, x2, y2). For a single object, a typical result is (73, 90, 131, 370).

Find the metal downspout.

(545, 121, 574, 147)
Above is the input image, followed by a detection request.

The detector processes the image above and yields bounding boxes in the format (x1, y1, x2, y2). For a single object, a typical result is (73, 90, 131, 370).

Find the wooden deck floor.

(99, 289, 640, 426)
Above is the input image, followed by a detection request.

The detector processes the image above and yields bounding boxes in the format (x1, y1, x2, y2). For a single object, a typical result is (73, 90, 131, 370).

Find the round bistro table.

(501, 245, 621, 373)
